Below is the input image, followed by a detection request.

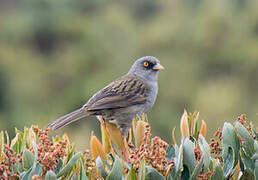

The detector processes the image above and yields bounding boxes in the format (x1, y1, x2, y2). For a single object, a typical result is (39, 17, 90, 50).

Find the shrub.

(0, 111, 257, 180)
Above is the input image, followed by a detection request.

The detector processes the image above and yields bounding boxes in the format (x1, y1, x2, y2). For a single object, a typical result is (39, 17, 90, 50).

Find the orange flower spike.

(180, 109, 190, 139)
(172, 127, 177, 145)
(135, 121, 145, 148)
(200, 120, 207, 137)
(90, 134, 106, 160)
(105, 122, 125, 151)
(100, 117, 111, 154)
(132, 118, 137, 136)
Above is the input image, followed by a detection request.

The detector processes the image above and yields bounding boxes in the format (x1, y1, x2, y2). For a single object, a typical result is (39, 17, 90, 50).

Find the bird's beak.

(153, 63, 164, 70)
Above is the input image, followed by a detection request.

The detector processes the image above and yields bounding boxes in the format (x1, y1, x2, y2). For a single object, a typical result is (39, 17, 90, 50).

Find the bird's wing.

(85, 74, 148, 111)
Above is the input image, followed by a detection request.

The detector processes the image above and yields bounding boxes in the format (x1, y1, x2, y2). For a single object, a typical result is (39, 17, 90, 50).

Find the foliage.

(0, 111, 257, 179)
(0, 0, 258, 143)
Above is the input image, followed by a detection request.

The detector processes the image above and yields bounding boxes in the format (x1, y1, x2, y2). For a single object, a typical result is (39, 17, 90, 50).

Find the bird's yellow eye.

(143, 61, 149, 67)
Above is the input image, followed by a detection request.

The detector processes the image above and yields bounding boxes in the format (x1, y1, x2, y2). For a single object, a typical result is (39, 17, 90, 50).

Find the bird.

(47, 56, 164, 137)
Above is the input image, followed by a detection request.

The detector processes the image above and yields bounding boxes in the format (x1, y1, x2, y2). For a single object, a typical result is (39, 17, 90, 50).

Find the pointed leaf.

(80, 160, 89, 180)
(54, 158, 63, 174)
(240, 149, 254, 175)
(210, 160, 224, 180)
(183, 138, 196, 173)
(223, 146, 235, 178)
(96, 156, 108, 179)
(222, 122, 240, 167)
(45, 170, 57, 180)
(175, 143, 183, 173)
(106, 155, 123, 180)
(166, 145, 176, 162)
(28, 163, 43, 179)
(198, 135, 211, 169)
(129, 165, 137, 180)
(190, 156, 204, 180)
(57, 152, 81, 177)
(145, 166, 165, 180)
(20, 167, 32, 180)
(22, 149, 35, 170)
(138, 159, 146, 180)
(235, 121, 255, 156)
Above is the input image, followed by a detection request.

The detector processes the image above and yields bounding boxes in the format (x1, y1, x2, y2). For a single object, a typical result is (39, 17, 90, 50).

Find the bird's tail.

(46, 108, 89, 130)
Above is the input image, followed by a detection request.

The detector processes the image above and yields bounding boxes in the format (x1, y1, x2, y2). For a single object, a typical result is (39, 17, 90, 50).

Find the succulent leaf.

(235, 121, 255, 156)
(45, 170, 57, 180)
(183, 138, 196, 173)
(198, 135, 211, 169)
(190, 156, 204, 180)
(57, 152, 81, 178)
(145, 166, 165, 180)
(96, 156, 108, 178)
(22, 149, 35, 170)
(210, 160, 224, 180)
(106, 155, 123, 180)
(223, 146, 235, 178)
(222, 122, 240, 167)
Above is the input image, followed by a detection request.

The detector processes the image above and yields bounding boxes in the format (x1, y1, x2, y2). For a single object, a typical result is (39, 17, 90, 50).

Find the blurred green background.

(0, 0, 257, 149)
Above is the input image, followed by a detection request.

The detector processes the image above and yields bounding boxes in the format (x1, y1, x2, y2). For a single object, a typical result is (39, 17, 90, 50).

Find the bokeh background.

(0, 0, 257, 149)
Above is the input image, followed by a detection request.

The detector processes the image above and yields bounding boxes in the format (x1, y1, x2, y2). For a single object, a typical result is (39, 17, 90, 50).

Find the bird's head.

(128, 56, 164, 82)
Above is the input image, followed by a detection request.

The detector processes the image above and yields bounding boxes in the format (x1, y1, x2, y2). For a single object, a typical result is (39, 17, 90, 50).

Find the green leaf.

(167, 166, 180, 180)
(223, 146, 235, 178)
(181, 165, 190, 180)
(96, 156, 108, 179)
(166, 145, 176, 162)
(190, 156, 204, 180)
(183, 138, 196, 173)
(20, 167, 32, 180)
(29, 163, 43, 179)
(45, 170, 57, 180)
(80, 160, 89, 180)
(198, 135, 211, 170)
(222, 122, 240, 167)
(210, 160, 224, 180)
(175, 143, 183, 173)
(129, 164, 136, 180)
(235, 121, 255, 156)
(240, 148, 254, 175)
(239, 171, 254, 180)
(106, 155, 123, 180)
(145, 166, 165, 180)
(138, 159, 146, 180)
(22, 149, 35, 170)
(54, 158, 63, 174)
(255, 157, 258, 180)
(57, 152, 81, 178)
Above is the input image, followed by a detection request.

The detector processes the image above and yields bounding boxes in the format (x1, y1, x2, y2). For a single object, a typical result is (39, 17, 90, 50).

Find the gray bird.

(47, 56, 164, 136)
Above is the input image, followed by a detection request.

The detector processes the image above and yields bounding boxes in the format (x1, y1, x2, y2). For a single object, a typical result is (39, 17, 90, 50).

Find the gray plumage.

(47, 56, 164, 136)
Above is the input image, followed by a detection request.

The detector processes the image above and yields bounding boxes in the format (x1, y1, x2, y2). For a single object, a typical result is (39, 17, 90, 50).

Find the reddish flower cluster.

(83, 149, 98, 179)
(0, 145, 19, 180)
(197, 170, 213, 180)
(148, 136, 169, 175)
(237, 114, 246, 125)
(194, 147, 202, 163)
(129, 123, 151, 169)
(214, 128, 222, 141)
(129, 122, 172, 176)
(32, 126, 66, 174)
(237, 114, 255, 139)
(209, 127, 223, 164)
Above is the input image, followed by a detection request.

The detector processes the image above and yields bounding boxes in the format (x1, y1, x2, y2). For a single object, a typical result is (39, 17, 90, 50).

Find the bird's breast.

(143, 82, 158, 113)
